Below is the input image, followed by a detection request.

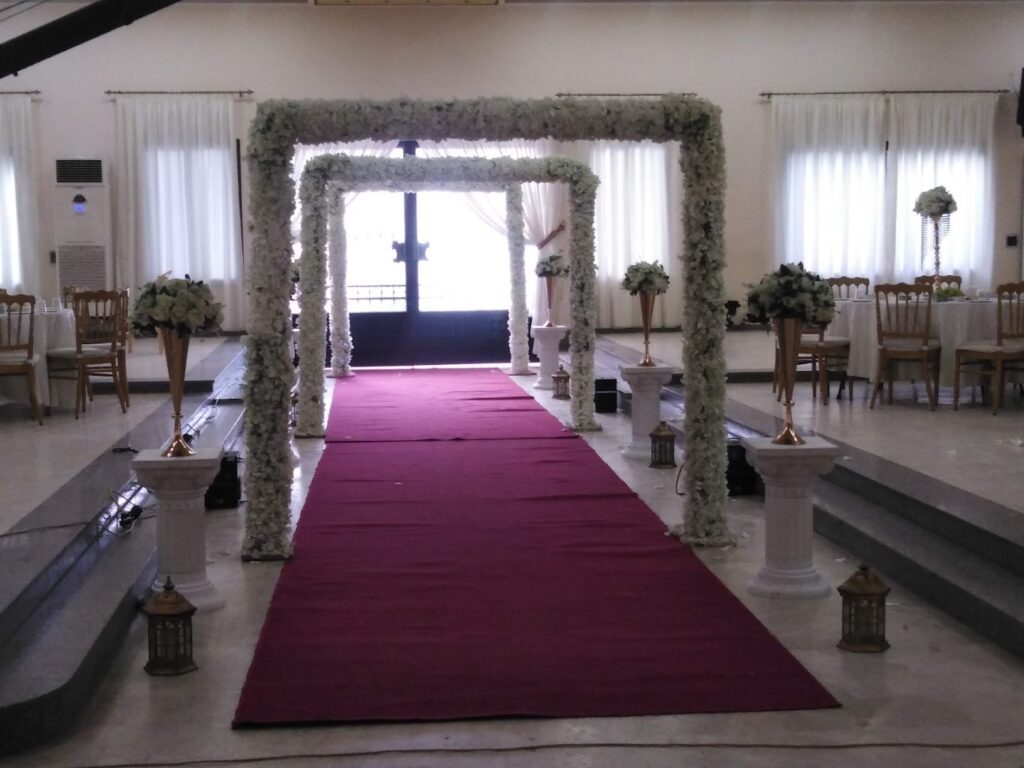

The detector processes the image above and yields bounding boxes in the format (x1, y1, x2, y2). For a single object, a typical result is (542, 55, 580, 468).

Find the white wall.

(4, 0, 1023, 301)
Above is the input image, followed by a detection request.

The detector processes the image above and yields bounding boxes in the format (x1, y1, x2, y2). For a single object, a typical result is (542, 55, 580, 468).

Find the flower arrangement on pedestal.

(535, 251, 570, 327)
(914, 186, 957, 292)
(745, 262, 834, 445)
(621, 261, 670, 366)
(132, 274, 223, 457)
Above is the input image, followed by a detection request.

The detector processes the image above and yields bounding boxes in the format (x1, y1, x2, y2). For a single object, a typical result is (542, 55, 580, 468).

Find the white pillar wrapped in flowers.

(243, 96, 729, 561)
(294, 156, 597, 437)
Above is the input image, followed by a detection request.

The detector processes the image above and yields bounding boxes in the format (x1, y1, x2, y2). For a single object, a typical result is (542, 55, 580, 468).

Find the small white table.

(829, 298, 999, 387)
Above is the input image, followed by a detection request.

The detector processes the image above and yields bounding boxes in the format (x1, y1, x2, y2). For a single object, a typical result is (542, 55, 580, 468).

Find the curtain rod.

(556, 92, 695, 98)
(105, 89, 254, 96)
(0, 90, 40, 95)
(760, 89, 1009, 99)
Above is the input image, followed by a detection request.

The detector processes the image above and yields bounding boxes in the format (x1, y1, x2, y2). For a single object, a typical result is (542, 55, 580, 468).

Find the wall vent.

(55, 159, 104, 185)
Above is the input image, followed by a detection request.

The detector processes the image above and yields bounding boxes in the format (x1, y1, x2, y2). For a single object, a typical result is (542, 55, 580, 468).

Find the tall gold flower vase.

(159, 328, 196, 457)
(639, 291, 656, 367)
(773, 318, 805, 445)
(544, 276, 556, 327)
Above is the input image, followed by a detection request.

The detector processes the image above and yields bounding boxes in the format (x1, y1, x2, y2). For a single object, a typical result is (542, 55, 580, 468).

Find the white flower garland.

(328, 187, 353, 377)
(294, 164, 329, 437)
(505, 184, 530, 374)
(244, 96, 729, 560)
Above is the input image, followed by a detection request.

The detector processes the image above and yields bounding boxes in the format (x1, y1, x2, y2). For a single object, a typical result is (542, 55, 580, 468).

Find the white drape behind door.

(418, 140, 571, 324)
(0, 95, 39, 294)
(891, 94, 997, 289)
(115, 95, 244, 329)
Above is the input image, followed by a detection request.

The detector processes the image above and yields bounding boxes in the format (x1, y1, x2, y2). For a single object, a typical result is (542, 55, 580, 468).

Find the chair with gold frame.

(914, 274, 962, 292)
(870, 283, 941, 410)
(826, 276, 870, 300)
(47, 290, 128, 418)
(953, 281, 1024, 413)
(0, 293, 43, 425)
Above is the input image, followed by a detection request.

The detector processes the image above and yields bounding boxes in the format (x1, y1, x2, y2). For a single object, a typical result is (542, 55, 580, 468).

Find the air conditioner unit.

(53, 158, 112, 291)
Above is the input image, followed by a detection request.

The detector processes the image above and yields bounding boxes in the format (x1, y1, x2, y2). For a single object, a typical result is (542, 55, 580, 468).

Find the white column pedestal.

(532, 325, 568, 390)
(741, 436, 839, 599)
(619, 365, 673, 460)
(133, 448, 225, 612)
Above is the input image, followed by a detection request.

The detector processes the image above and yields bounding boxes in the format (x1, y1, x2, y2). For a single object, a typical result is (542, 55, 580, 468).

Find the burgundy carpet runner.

(234, 368, 837, 726)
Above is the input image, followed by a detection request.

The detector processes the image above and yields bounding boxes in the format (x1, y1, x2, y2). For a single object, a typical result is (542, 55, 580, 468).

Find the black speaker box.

(594, 378, 618, 413)
(726, 438, 760, 496)
(205, 451, 241, 509)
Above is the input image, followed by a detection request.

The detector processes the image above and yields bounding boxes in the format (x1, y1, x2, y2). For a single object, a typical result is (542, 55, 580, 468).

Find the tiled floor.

(5, 359, 1024, 767)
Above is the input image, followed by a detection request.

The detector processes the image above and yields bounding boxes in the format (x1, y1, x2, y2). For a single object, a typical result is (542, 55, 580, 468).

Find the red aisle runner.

(234, 369, 837, 726)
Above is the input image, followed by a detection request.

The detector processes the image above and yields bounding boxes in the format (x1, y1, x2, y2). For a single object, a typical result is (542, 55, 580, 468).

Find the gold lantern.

(837, 565, 890, 653)
(649, 421, 677, 468)
(142, 577, 198, 675)
(552, 364, 570, 400)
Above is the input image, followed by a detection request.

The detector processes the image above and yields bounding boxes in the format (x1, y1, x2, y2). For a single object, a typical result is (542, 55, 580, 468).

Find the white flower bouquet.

(913, 186, 957, 218)
(745, 262, 835, 326)
(620, 261, 670, 295)
(131, 273, 224, 335)
(535, 251, 570, 278)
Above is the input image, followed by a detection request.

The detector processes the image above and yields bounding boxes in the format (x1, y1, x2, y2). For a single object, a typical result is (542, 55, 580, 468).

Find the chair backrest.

(115, 288, 129, 346)
(914, 274, 962, 291)
(0, 293, 36, 358)
(827, 276, 870, 299)
(71, 290, 121, 353)
(996, 281, 1024, 345)
(874, 283, 932, 345)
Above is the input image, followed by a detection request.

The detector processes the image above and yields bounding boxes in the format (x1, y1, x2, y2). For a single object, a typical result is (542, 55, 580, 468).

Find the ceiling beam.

(0, 0, 182, 80)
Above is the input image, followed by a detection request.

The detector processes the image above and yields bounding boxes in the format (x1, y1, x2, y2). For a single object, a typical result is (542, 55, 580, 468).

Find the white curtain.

(289, 140, 397, 254)
(418, 140, 570, 323)
(773, 95, 888, 282)
(891, 94, 997, 289)
(115, 95, 244, 329)
(588, 140, 683, 329)
(0, 95, 38, 294)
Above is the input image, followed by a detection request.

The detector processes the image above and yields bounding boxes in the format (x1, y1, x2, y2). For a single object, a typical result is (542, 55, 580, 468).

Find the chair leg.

(75, 363, 84, 419)
(887, 360, 894, 404)
(994, 358, 1004, 414)
(870, 354, 885, 409)
(25, 366, 43, 425)
(953, 352, 962, 410)
(819, 355, 830, 405)
(921, 355, 936, 411)
(118, 348, 130, 408)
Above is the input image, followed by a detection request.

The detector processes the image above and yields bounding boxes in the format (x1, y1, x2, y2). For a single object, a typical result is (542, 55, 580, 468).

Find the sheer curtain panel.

(773, 95, 888, 282)
(115, 95, 244, 329)
(588, 140, 682, 330)
(0, 95, 39, 294)
(891, 94, 997, 289)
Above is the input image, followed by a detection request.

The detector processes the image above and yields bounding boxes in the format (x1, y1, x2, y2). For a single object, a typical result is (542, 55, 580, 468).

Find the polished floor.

(3, 346, 1024, 767)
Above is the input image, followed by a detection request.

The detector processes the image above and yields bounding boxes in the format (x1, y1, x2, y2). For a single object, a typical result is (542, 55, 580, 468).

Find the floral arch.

(293, 154, 599, 437)
(243, 95, 730, 561)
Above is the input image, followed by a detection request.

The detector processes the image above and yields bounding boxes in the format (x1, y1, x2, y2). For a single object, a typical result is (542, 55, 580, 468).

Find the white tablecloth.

(828, 299, 999, 387)
(0, 308, 76, 406)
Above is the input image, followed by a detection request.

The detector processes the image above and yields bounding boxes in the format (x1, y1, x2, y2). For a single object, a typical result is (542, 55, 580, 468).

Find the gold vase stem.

(160, 328, 195, 457)
(772, 318, 805, 445)
(639, 291, 656, 367)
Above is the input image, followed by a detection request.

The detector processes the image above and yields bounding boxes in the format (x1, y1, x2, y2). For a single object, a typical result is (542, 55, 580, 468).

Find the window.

(774, 94, 997, 288)
(0, 157, 22, 287)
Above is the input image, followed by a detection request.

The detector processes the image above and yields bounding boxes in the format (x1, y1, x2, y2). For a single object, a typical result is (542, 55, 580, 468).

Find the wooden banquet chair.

(47, 289, 128, 418)
(914, 274, 962, 292)
(953, 281, 1024, 414)
(772, 322, 852, 405)
(826, 276, 870, 300)
(0, 293, 44, 425)
(870, 283, 941, 411)
(85, 288, 131, 408)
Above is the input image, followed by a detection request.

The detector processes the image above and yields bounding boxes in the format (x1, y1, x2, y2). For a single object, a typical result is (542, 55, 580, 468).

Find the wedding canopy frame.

(243, 95, 730, 561)
(293, 154, 599, 438)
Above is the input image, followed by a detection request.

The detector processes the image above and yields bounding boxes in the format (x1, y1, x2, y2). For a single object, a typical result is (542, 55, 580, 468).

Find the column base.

(748, 564, 831, 599)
